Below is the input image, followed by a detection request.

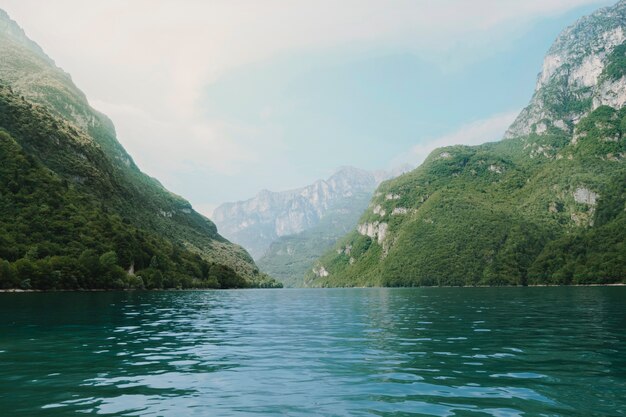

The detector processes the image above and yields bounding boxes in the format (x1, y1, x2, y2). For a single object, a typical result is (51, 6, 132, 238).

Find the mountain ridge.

(0, 9, 54, 65)
(213, 165, 410, 260)
(308, 1, 626, 287)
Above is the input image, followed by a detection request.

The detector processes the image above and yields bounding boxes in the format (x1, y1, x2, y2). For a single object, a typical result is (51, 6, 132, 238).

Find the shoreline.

(1, 283, 624, 293)
(0, 288, 250, 293)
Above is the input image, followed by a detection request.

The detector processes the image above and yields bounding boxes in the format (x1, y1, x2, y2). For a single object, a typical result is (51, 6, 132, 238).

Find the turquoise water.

(0, 288, 625, 416)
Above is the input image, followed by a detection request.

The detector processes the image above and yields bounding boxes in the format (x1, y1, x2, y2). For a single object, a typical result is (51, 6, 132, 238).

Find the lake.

(0, 288, 625, 416)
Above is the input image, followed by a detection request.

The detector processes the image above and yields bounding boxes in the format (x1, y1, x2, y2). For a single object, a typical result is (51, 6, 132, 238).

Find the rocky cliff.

(506, 0, 626, 138)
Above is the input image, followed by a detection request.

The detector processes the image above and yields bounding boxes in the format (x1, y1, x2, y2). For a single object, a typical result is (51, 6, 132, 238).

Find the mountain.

(256, 190, 373, 287)
(307, 1, 626, 287)
(0, 10, 280, 290)
(213, 166, 410, 286)
(213, 166, 402, 260)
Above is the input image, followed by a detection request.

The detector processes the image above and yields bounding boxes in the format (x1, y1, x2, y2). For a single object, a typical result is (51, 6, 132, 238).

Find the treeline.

(0, 252, 258, 290)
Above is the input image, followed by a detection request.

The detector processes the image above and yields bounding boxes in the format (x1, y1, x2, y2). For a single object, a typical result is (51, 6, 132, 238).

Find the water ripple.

(1, 287, 625, 416)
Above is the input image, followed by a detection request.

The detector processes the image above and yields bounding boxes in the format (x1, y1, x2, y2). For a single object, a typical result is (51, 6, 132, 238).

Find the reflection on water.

(1, 288, 625, 416)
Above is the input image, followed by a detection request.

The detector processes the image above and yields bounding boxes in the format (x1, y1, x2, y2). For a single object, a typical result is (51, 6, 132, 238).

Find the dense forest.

(308, 105, 626, 287)
(0, 86, 280, 290)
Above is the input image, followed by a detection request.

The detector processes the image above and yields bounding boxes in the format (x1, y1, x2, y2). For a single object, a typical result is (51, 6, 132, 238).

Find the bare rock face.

(391, 207, 408, 215)
(312, 265, 329, 278)
(357, 221, 388, 245)
(594, 75, 626, 109)
(573, 187, 599, 206)
(505, 2, 626, 139)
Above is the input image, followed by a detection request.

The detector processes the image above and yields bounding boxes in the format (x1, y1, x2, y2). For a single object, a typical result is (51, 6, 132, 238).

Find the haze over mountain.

(255, 191, 374, 288)
(308, 0, 626, 287)
(0, 9, 279, 289)
(211, 165, 408, 287)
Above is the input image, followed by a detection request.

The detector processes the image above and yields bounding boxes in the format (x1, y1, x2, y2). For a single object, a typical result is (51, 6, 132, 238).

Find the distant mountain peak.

(213, 165, 407, 259)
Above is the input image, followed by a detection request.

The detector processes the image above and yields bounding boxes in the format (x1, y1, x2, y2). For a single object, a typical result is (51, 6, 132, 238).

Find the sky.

(0, 0, 617, 217)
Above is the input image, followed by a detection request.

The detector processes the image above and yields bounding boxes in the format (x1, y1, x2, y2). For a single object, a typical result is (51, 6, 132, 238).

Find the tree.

(0, 259, 15, 289)
(140, 268, 163, 289)
(106, 265, 128, 289)
(210, 264, 247, 289)
(79, 249, 101, 287)
(99, 251, 118, 270)
(14, 258, 38, 289)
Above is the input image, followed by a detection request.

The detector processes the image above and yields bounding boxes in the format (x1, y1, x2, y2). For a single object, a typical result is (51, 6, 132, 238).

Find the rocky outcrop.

(312, 265, 329, 277)
(573, 187, 599, 206)
(357, 221, 388, 245)
(391, 207, 409, 215)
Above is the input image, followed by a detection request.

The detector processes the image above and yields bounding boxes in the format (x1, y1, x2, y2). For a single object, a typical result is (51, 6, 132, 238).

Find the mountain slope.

(215, 166, 409, 287)
(307, 1, 626, 287)
(0, 10, 279, 289)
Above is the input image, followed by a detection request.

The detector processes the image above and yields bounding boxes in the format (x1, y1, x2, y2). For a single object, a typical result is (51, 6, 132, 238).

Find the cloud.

(0, 0, 608, 115)
(91, 99, 255, 178)
(193, 203, 220, 220)
(0, 0, 610, 207)
(395, 111, 520, 167)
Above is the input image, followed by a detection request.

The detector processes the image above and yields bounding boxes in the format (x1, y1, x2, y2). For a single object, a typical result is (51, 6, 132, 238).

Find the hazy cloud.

(0, 0, 608, 112)
(0, 0, 611, 208)
(91, 99, 256, 177)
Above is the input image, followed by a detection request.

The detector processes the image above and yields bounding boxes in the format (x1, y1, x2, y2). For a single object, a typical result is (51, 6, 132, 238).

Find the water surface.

(1, 288, 625, 416)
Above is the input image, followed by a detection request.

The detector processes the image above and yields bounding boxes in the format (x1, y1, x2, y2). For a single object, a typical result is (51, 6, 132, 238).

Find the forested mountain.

(0, 9, 280, 290)
(307, 1, 626, 287)
(214, 166, 409, 286)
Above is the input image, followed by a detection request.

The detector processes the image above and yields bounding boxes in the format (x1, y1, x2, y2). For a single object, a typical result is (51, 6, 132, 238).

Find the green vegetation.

(0, 87, 280, 290)
(308, 106, 626, 287)
(0, 15, 281, 290)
